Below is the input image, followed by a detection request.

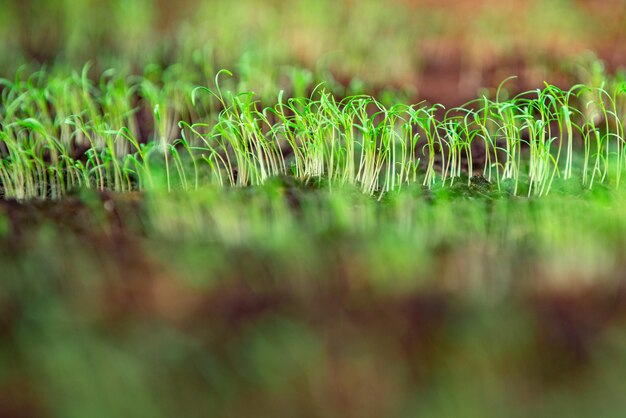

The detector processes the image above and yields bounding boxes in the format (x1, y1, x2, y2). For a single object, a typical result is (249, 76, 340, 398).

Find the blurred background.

(2, 0, 626, 104)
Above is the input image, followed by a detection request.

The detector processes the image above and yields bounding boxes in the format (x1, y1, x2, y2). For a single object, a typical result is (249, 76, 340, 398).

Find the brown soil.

(3, 192, 626, 416)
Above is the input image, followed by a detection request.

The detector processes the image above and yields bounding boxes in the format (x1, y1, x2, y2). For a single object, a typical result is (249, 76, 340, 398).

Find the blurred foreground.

(3, 183, 626, 417)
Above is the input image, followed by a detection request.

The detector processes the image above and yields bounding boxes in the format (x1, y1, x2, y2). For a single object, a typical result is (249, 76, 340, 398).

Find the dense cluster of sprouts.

(1, 68, 625, 200)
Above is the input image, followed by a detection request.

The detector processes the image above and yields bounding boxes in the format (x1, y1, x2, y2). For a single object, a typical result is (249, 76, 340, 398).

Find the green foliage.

(1, 65, 625, 199)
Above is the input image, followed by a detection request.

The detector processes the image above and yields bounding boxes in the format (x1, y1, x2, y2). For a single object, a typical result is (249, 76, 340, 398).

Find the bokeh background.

(3, 0, 626, 104)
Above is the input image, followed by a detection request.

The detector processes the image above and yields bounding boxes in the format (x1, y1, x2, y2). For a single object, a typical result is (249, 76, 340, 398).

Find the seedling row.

(1, 68, 625, 199)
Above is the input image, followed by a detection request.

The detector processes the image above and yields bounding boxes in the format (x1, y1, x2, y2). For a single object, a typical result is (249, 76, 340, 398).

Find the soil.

(3, 188, 626, 415)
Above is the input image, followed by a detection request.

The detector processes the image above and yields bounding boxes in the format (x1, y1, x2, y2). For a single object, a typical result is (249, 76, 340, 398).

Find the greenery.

(4, 181, 626, 417)
(1, 66, 625, 199)
(2, 0, 626, 417)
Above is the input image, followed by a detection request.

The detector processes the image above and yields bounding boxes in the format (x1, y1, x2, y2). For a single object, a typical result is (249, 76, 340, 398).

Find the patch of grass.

(1, 65, 625, 199)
